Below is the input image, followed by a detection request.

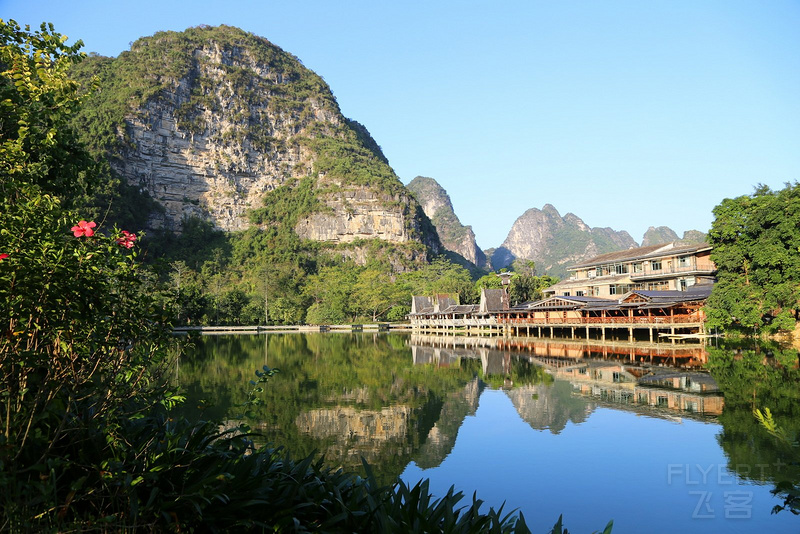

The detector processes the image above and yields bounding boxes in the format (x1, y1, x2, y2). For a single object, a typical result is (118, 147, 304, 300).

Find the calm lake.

(175, 333, 800, 534)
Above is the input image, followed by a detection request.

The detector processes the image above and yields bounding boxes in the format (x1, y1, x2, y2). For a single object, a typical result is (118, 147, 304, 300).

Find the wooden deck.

(409, 315, 706, 342)
(173, 323, 403, 335)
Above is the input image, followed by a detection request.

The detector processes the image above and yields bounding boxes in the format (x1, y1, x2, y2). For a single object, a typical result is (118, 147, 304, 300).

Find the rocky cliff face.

(295, 181, 424, 244)
(406, 176, 485, 267)
(74, 25, 437, 252)
(492, 204, 637, 277)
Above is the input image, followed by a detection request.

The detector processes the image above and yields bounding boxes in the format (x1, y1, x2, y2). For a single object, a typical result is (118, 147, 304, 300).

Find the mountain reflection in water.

(176, 333, 799, 533)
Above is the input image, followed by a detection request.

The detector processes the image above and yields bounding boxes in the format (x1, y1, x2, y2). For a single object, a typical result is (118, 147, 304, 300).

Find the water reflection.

(706, 344, 800, 515)
(175, 333, 485, 483)
(175, 333, 800, 531)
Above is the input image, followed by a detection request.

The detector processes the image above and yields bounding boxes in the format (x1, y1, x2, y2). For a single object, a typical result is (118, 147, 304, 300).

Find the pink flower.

(0, 253, 8, 262)
(116, 230, 137, 249)
(71, 220, 96, 237)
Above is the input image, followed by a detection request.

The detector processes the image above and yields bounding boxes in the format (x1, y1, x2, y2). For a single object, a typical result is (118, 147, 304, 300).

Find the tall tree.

(706, 183, 800, 332)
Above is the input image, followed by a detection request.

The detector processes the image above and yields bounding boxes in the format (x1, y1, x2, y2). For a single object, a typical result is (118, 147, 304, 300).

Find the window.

(679, 279, 687, 291)
(657, 396, 669, 407)
(633, 262, 643, 273)
(651, 260, 662, 271)
(595, 267, 602, 277)
(647, 281, 669, 290)
(563, 291, 570, 296)
(678, 255, 690, 267)
(610, 284, 632, 295)
(576, 290, 585, 297)
(615, 264, 628, 274)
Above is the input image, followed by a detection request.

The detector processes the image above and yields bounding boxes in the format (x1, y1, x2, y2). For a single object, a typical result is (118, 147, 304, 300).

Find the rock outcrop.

(492, 204, 637, 277)
(74, 25, 438, 252)
(406, 176, 485, 267)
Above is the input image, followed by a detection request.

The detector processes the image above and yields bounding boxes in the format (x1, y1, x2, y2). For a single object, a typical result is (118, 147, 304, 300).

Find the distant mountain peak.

(407, 176, 485, 268)
(493, 204, 637, 277)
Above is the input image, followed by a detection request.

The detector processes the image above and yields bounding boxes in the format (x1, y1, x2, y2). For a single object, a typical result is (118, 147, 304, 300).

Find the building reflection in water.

(410, 334, 724, 428)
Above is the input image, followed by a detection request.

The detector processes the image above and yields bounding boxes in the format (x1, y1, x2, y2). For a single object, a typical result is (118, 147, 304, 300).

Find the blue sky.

(6, 1, 800, 249)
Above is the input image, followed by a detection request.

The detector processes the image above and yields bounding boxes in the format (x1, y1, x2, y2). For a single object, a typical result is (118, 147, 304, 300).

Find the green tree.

(706, 183, 800, 333)
(400, 257, 475, 304)
(352, 267, 408, 322)
(304, 263, 358, 324)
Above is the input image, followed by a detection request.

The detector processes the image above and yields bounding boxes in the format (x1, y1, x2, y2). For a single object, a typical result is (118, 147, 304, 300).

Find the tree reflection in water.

(706, 343, 800, 515)
(175, 333, 800, 517)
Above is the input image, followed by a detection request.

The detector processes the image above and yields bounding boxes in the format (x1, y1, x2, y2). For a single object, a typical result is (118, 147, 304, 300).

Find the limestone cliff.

(72, 25, 438, 252)
(492, 204, 637, 277)
(406, 176, 485, 267)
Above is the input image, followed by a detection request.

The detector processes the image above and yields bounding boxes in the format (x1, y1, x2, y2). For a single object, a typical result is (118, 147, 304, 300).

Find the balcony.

(629, 264, 716, 281)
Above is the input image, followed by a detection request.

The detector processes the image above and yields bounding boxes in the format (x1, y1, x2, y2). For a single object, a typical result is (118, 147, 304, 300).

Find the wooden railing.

(496, 314, 703, 326)
(411, 313, 703, 328)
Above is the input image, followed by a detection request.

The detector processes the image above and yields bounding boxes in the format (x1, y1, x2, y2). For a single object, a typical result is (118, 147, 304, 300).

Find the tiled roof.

(569, 242, 711, 269)
(440, 304, 479, 314)
(436, 296, 457, 311)
(518, 295, 616, 311)
(628, 285, 712, 302)
(411, 296, 433, 314)
(481, 288, 509, 312)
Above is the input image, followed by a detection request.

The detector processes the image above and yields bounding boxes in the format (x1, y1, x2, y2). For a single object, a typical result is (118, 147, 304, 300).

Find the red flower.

(71, 220, 96, 237)
(116, 230, 137, 249)
(0, 253, 8, 262)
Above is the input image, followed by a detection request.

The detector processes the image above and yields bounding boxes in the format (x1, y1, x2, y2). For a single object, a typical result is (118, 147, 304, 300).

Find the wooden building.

(409, 285, 712, 340)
